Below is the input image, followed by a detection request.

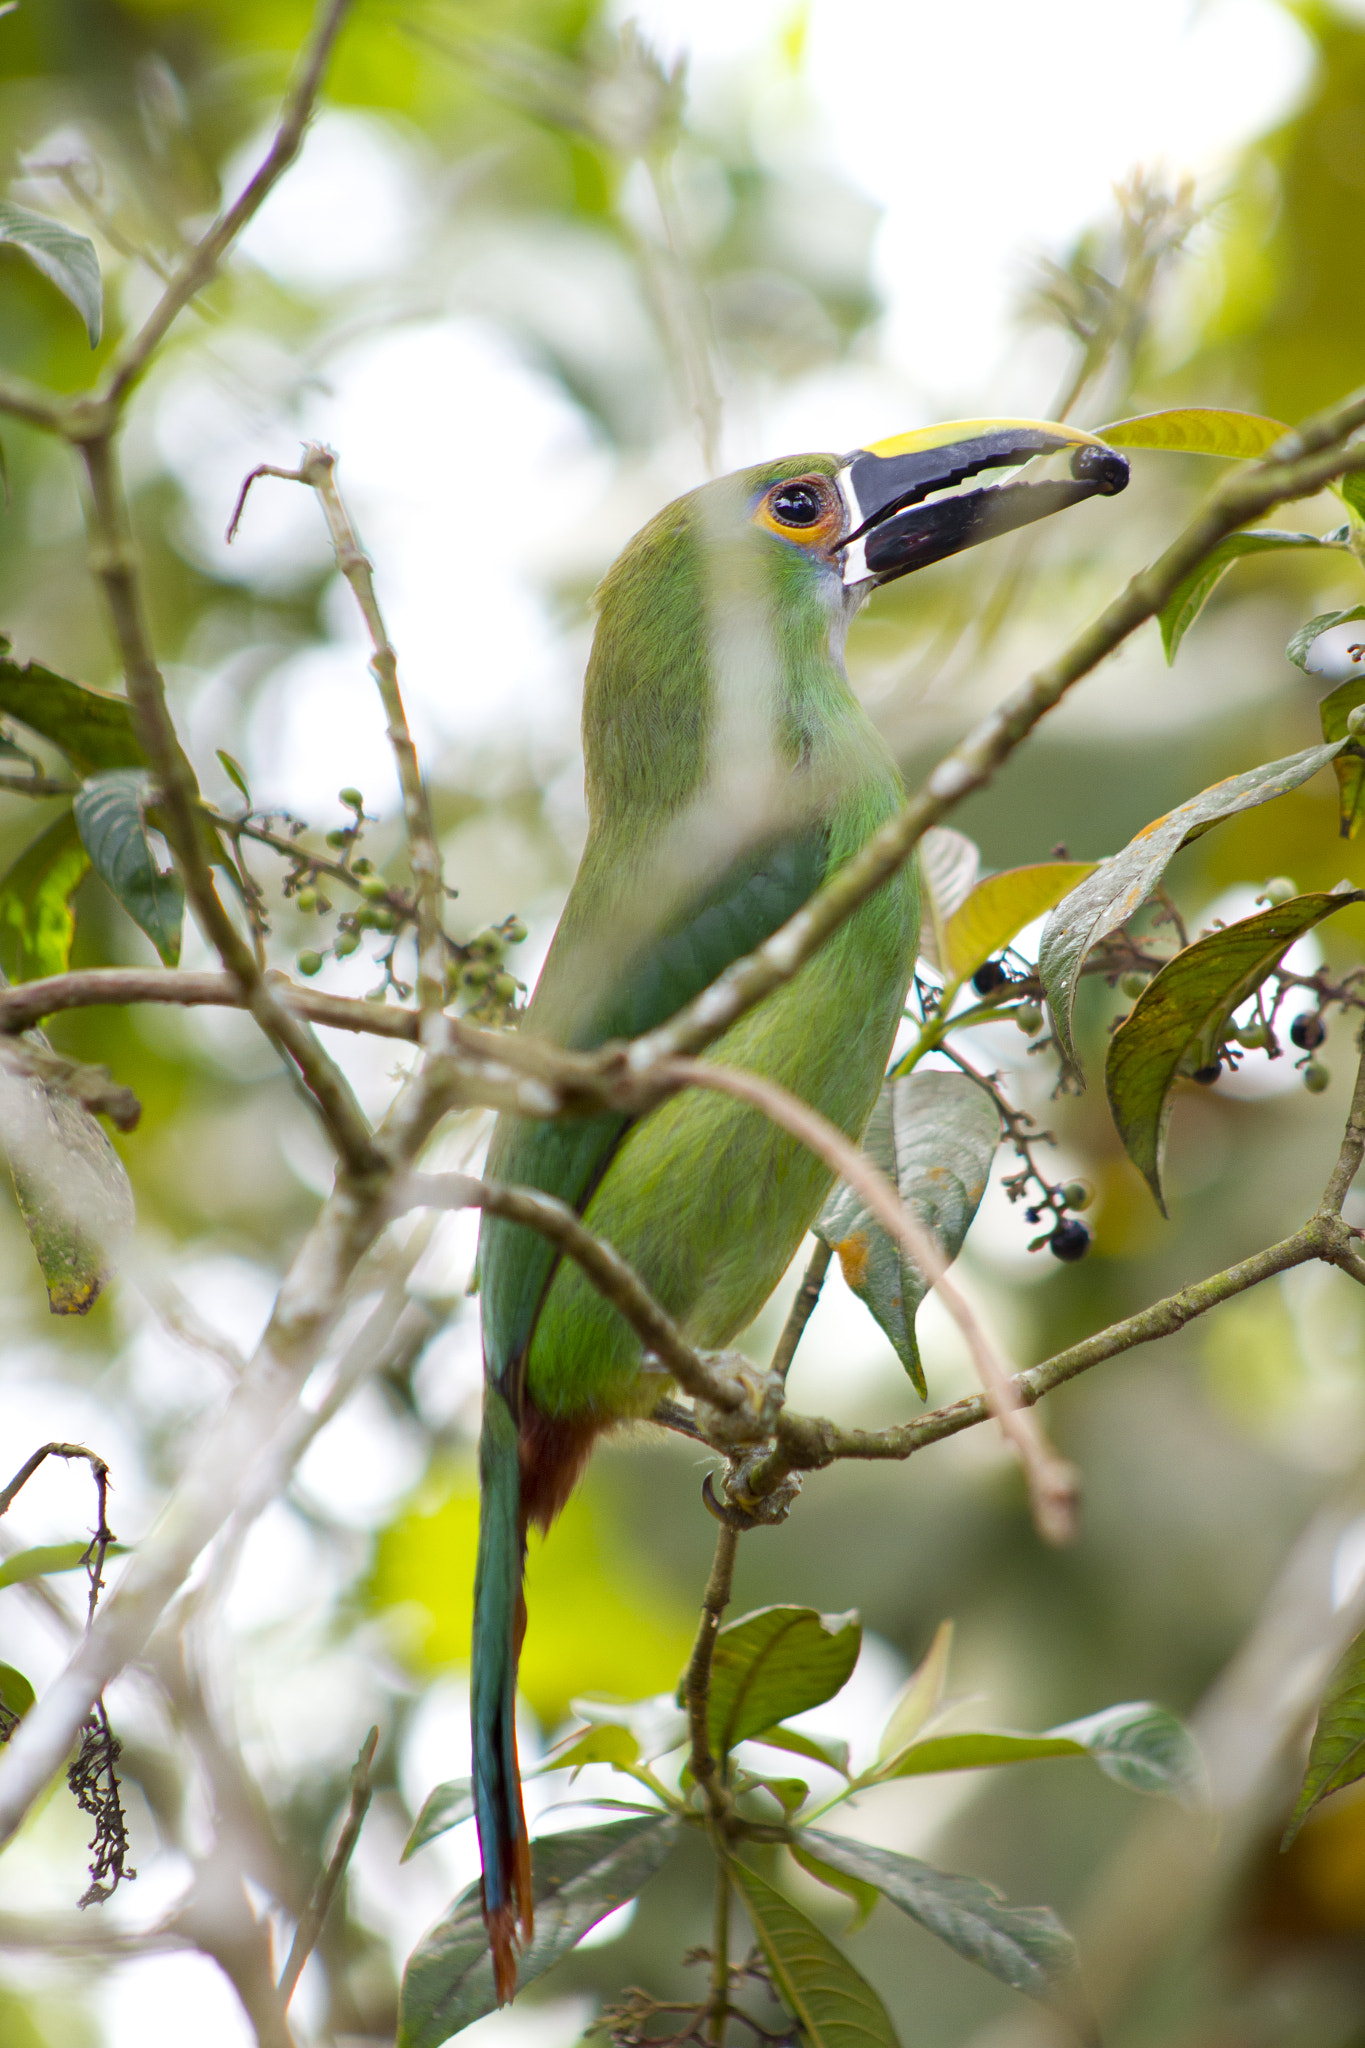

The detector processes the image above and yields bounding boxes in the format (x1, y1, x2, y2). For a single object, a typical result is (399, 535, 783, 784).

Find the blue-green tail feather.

(472, 1381, 531, 2001)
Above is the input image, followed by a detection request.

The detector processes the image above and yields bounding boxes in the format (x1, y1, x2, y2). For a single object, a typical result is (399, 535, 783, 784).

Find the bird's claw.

(702, 1463, 802, 1529)
(693, 1352, 783, 1448)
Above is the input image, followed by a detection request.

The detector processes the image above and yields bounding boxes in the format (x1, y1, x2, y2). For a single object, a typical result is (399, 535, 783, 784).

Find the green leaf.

(74, 769, 184, 965)
(398, 1814, 678, 2048)
(750, 1724, 851, 1777)
(731, 1861, 900, 2048)
(216, 749, 252, 804)
(1096, 408, 1289, 458)
(1106, 890, 1364, 1211)
(401, 1777, 475, 1862)
(876, 1620, 954, 1766)
(1038, 742, 1347, 1070)
(1321, 674, 1365, 837)
(0, 650, 144, 776)
(1339, 469, 1365, 525)
(700, 1606, 861, 1758)
(789, 1840, 882, 1933)
(867, 1730, 1084, 1780)
(1157, 530, 1334, 664)
(1283, 1626, 1365, 1847)
(571, 1690, 689, 1759)
(0, 1663, 35, 1722)
(0, 1056, 135, 1312)
(0, 810, 90, 983)
(0, 1540, 103, 1591)
(815, 1070, 1000, 1395)
(916, 826, 980, 975)
(542, 1724, 641, 1773)
(1286, 607, 1365, 674)
(1046, 1701, 1205, 1802)
(799, 1830, 1080, 2009)
(756, 1775, 809, 1814)
(0, 201, 102, 345)
(941, 862, 1097, 989)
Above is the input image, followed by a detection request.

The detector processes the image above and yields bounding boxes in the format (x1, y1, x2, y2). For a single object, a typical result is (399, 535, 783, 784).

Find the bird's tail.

(472, 1381, 533, 2005)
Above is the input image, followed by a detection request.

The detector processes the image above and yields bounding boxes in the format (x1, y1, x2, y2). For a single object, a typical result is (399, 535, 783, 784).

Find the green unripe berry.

(352, 856, 375, 876)
(325, 828, 350, 849)
(295, 886, 317, 913)
(359, 874, 388, 900)
(1061, 1179, 1093, 1212)
(461, 960, 493, 989)
(502, 916, 528, 944)
(1348, 703, 1365, 737)
(370, 907, 397, 932)
(1304, 1059, 1331, 1093)
(491, 972, 518, 1003)
(1234, 1023, 1272, 1050)
(339, 787, 364, 810)
(297, 950, 323, 977)
(1262, 876, 1296, 906)
(334, 930, 360, 958)
(1120, 972, 1148, 999)
(1014, 1003, 1044, 1035)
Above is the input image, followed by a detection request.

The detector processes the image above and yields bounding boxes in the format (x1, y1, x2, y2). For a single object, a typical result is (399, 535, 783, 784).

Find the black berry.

(972, 960, 1010, 995)
(1192, 1063, 1222, 1085)
(1290, 1012, 1326, 1050)
(1049, 1218, 1091, 1262)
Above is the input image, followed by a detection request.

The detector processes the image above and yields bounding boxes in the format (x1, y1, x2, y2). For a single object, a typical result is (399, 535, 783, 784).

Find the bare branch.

(768, 1239, 831, 1387)
(277, 1726, 378, 2007)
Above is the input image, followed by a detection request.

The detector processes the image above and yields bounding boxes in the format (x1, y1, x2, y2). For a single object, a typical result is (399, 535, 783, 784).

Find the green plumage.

(472, 453, 919, 1994)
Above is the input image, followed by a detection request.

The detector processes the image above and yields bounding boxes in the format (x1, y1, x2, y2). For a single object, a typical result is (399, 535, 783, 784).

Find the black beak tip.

(1070, 443, 1129, 495)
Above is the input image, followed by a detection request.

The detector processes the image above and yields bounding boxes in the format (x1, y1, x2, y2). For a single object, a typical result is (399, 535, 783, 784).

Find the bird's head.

(736, 416, 1129, 618)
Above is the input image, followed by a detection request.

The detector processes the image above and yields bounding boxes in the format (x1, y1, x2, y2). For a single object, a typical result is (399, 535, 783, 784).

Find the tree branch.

(277, 1726, 378, 2008)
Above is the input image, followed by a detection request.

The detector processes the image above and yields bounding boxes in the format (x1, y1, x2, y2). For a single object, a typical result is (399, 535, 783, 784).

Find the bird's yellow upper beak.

(837, 417, 1128, 587)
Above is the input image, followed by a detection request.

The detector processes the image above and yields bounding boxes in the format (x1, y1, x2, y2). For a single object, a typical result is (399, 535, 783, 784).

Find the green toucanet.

(471, 418, 1128, 1995)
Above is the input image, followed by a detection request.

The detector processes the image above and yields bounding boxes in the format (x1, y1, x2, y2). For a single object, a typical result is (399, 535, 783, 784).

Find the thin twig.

(684, 1525, 740, 1807)
(277, 1726, 378, 2007)
(657, 1059, 1079, 1543)
(227, 445, 447, 1021)
(769, 1240, 831, 1387)
(0, 1443, 113, 1625)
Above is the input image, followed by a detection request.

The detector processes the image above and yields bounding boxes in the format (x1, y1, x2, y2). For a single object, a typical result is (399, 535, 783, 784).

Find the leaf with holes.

(799, 1831, 1080, 2009)
(1107, 891, 1364, 1211)
(816, 1070, 1000, 1395)
(74, 770, 184, 965)
(941, 862, 1097, 989)
(0, 202, 101, 345)
(0, 809, 89, 983)
(0, 647, 144, 776)
(0, 1052, 134, 1312)
(1097, 408, 1289, 458)
(1283, 1627, 1365, 1847)
(731, 1861, 900, 2048)
(398, 1815, 678, 2047)
(916, 826, 979, 975)
(700, 1606, 861, 1758)
(1039, 743, 1347, 1071)
(1157, 530, 1338, 664)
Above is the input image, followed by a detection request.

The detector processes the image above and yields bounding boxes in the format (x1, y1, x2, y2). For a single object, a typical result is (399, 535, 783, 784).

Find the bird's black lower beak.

(837, 420, 1129, 587)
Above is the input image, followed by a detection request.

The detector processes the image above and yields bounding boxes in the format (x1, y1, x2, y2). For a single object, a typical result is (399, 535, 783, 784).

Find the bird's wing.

(479, 825, 829, 1388)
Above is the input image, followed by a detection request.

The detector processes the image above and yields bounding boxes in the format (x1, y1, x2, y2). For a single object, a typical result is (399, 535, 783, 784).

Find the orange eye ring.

(753, 473, 842, 548)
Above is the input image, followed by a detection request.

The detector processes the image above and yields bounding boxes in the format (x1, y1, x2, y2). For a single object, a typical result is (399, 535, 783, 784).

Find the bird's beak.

(836, 418, 1129, 588)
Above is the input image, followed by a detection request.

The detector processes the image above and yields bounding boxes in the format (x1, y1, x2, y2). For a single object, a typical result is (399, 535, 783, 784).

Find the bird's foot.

(692, 1352, 783, 1449)
(703, 1458, 802, 1528)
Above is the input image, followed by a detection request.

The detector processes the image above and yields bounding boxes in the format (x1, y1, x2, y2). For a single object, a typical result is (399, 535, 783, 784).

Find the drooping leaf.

(750, 1724, 851, 1778)
(863, 1702, 1202, 1805)
(0, 648, 144, 776)
(941, 863, 1097, 989)
(0, 1051, 135, 1312)
(0, 1540, 122, 1592)
(731, 1861, 900, 2048)
(1286, 607, 1365, 674)
(0, 809, 89, 983)
(1096, 408, 1289, 458)
(0, 201, 102, 345)
(1318, 672, 1365, 838)
(815, 1070, 1000, 1394)
(1283, 1626, 1365, 1847)
(543, 1724, 642, 1774)
(216, 749, 252, 804)
(789, 1840, 881, 1933)
(1339, 468, 1365, 525)
(400, 1816, 676, 2046)
(799, 1830, 1080, 2009)
(1039, 743, 1347, 1070)
(401, 1777, 475, 1862)
(916, 826, 980, 975)
(0, 1663, 35, 1722)
(1157, 530, 1336, 664)
(1106, 891, 1364, 1211)
(876, 1620, 954, 1766)
(74, 769, 184, 966)
(699, 1606, 861, 1758)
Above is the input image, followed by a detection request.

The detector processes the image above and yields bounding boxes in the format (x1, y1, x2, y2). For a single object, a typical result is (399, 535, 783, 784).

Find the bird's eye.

(768, 482, 824, 528)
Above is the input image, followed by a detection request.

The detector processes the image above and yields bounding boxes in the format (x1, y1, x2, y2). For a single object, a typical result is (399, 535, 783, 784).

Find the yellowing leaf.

(1096, 408, 1288, 458)
(0, 810, 90, 984)
(0, 1052, 134, 1312)
(942, 862, 1096, 987)
(876, 1620, 953, 1764)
